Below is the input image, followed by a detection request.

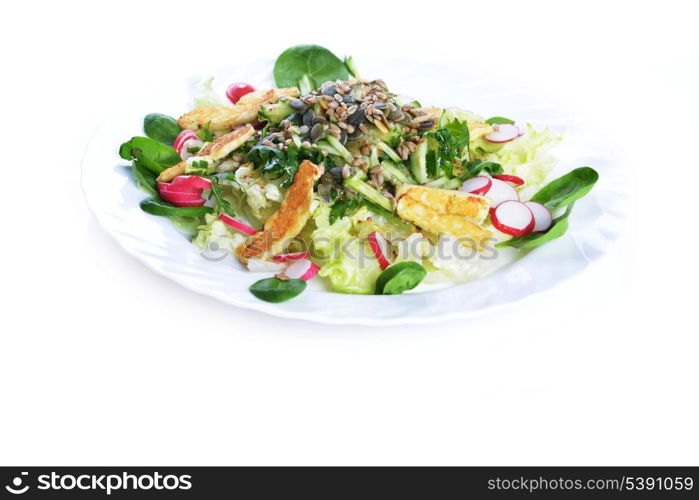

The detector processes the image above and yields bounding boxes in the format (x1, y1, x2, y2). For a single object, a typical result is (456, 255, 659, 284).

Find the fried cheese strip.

(395, 185, 492, 247)
(177, 88, 299, 132)
(157, 125, 254, 182)
(237, 160, 322, 263)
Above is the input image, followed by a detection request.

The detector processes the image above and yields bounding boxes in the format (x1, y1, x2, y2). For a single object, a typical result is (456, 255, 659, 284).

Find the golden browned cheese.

(395, 185, 492, 246)
(176, 88, 299, 132)
(157, 125, 254, 182)
(238, 160, 322, 263)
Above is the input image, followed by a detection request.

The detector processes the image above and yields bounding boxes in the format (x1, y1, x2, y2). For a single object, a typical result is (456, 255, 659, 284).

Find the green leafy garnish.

(197, 122, 215, 142)
(460, 160, 504, 180)
(210, 177, 236, 217)
(375, 262, 427, 295)
(143, 113, 182, 146)
(249, 277, 307, 303)
(329, 196, 363, 224)
(273, 44, 349, 91)
(485, 116, 515, 125)
(119, 136, 181, 174)
(425, 120, 470, 179)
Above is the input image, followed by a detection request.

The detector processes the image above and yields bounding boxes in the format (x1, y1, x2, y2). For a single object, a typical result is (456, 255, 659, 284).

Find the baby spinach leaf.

(530, 166, 599, 210)
(119, 136, 181, 174)
(131, 159, 158, 196)
(140, 197, 213, 217)
(375, 262, 427, 295)
(274, 45, 349, 90)
(143, 113, 182, 146)
(344, 55, 359, 78)
(249, 277, 307, 303)
(485, 116, 515, 125)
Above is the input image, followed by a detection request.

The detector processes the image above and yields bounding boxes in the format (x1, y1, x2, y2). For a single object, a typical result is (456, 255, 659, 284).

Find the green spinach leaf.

(274, 45, 349, 90)
(140, 197, 213, 217)
(143, 113, 182, 146)
(131, 159, 158, 196)
(530, 166, 599, 210)
(249, 277, 307, 303)
(485, 116, 515, 125)
(119, 136, 181, 174)
(375, 262, 427, 295)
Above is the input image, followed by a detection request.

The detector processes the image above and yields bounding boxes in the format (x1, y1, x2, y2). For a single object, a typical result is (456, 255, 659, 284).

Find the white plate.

(82, 57, 626, 325)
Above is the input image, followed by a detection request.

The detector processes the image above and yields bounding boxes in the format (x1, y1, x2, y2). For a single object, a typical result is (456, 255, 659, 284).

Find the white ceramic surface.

(82, 57, 626, 324)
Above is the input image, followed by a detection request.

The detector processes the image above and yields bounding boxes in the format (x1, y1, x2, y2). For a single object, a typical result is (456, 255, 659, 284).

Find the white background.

(1, 0, 697, 465)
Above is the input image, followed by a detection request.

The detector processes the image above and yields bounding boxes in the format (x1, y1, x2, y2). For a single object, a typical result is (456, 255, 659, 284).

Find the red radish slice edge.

(460, 176, 492, 195)
(273, 252, 311, 262)
(517, 125, 526, 137)
(524, 201, 553, 233)
(219, 214, 257, 235)
(493, 174, 525, 186)
(484, 123, 520, 143)
(162, 197, 206, 207)
(174, 130, 198, 155)
(491, 200, 535, 237)
(367, 232, 391, 270)
(160, 190, 206, 204)
(486, 178, 519, 207)
(170, 175, 212, 190)
(284, 258, 320, 281)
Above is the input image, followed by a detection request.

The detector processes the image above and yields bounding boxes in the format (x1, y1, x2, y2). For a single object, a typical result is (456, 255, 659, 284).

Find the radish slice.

(160, 190, 206, 204)
(484, 124, 520, 143)
(284, 258, 320, 281)
(367, 232, 391, 270)
(459, 176, 492, 195)
(524, 201, 553, 233)
(247, 258, 286, 273)
(485, 178, 519, 207)
(493, 174, 525, 186)
(163, 197, 206, 207)
(273, 252, 311, 262)
(491, 201, 535, 237)
(174, 130, 198, 155)
(219, 214, 257, 235)
(179, 138, 204, 160)
(170, 175, 212, 190)
(517, 125, 526, 137)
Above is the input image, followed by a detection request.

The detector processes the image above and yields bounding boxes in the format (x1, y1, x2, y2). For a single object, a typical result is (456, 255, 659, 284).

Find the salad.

(119, 45, 598, 303)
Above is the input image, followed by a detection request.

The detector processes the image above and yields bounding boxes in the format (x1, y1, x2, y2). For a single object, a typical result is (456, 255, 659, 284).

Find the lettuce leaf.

(311, 205, 381, 294)
(193, 77, 227, 108)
